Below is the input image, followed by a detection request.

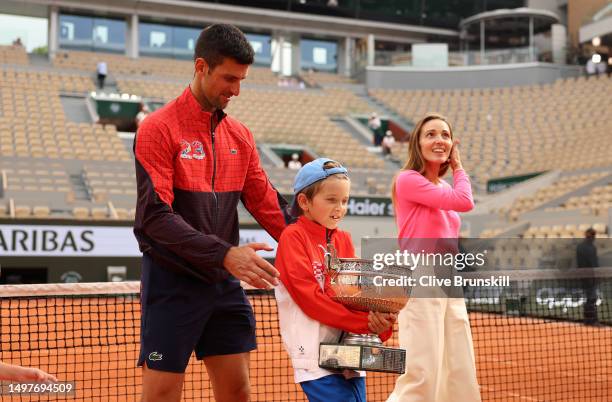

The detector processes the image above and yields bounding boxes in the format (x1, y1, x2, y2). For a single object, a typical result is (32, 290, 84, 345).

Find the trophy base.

(343, 333, 382, 346)
(319, 343, 406, 374)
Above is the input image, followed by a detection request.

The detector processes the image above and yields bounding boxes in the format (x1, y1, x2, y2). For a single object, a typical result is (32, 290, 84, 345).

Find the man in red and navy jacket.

(134, 24, 291, 402)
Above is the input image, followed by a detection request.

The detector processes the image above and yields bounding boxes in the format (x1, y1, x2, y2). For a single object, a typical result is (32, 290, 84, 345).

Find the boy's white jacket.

(275, 282, 365, 383)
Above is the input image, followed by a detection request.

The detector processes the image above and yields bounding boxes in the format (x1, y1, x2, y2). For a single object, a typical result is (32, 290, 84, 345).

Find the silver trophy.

(318, 244, 412, 374)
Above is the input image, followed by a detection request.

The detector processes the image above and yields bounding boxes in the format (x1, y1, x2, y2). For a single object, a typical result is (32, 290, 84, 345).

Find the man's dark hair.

(194, 24, 254, 70)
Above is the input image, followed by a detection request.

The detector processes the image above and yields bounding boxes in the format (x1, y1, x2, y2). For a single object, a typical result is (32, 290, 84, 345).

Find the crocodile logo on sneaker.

(148, 351, 163, 361)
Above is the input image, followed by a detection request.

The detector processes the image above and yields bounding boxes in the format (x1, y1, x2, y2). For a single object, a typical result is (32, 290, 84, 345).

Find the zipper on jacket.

(325, 228, 332, 269)
(325, 228, 332, 245)
(325, 226, 345, 343)
(211, 115, 218, 233)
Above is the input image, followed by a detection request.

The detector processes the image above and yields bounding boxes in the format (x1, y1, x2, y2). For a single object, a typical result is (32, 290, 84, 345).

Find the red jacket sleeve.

(276, 228, 371, 334)
(134, 117, 233, 272)
(241, 128, 291, 240)
(340, 231, 357, 258)
(379, 327, 393, 342)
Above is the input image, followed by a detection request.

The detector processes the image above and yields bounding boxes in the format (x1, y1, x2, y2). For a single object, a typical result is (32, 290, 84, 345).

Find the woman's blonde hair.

(390, 113, 454, 211)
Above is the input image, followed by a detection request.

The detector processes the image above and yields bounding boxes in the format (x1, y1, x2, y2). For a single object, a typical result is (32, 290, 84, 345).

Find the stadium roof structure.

(459, 7, 561, 63)
(3, 0, 458, 44)
(579, 3, 612, 44)
(459, 7, 561, 30)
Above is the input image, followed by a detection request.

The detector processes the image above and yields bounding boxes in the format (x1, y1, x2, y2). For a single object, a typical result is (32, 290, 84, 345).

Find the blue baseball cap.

(290, 158, 348, 217)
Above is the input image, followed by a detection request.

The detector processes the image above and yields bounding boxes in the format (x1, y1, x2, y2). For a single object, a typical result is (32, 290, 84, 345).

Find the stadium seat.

(72, 207, 90, 219)
(14, 204, 31, 218)
(32, 205, 51, 218)
(0, 45, 28, 65)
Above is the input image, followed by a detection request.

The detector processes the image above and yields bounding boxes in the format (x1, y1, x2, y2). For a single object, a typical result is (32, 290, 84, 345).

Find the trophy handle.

(318, 243, 340, 273)
(327, 242, 339, 270)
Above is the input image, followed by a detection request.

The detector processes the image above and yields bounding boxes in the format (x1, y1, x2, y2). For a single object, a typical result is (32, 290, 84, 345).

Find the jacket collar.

(297, 215, 336, 244)
(179, 86, 226, 129)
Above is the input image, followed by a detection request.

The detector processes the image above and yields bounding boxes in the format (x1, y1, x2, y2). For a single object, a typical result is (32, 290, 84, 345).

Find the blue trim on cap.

(293, 158, 348, 194)
(289, 158, 349, 217)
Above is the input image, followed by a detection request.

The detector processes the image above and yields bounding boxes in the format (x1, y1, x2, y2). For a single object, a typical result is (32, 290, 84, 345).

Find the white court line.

(506, 392, 540, 401)
(480, 385, 543, 401)
(485, 356, 609, 383)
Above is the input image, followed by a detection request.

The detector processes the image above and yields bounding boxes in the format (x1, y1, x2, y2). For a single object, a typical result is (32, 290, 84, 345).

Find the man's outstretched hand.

(223, 243, 280, 289)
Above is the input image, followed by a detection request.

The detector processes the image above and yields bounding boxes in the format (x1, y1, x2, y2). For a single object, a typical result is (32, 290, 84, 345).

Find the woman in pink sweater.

(386, 113, 481, 402)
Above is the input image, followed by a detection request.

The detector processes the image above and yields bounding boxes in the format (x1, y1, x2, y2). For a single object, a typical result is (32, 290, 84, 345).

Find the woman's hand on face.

(449, 139, 463, 171)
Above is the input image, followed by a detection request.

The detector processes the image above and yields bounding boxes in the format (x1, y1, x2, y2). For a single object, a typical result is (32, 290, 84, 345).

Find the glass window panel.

(59, 14, 125, 53)
(93, 25, 108, 43)
(59, 14, 93, 50)
(301, 38, 337, 72)
(93, 18, 126, 53)
(246, 33, 271, 66)
(139, 22, 174, 57)
(173, 26, 201, 60)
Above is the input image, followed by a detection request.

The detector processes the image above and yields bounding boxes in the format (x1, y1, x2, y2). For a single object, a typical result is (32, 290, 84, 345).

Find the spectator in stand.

(288, 153, 302, 170)
(577, 228, 600, 325)
(586, 58, 596, 76)
(96, 61, 108, 89)
(382, 130, 395, 157)
(368, 112, 383, 146)
(136, 102, 150, 127)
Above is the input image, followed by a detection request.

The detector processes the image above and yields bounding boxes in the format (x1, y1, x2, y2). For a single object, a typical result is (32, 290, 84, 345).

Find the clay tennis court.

(1, 291, 611, 401)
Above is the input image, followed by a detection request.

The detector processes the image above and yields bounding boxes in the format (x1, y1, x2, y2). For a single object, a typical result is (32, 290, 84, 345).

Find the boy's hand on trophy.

(368, 312, 398, 334)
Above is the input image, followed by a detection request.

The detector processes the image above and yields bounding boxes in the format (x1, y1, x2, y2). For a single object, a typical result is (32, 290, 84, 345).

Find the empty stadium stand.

(53, 50, 279, 85)
(301, 70, 357, 87)
(497, 172, 609, 221)
(1, 67, 94, 93)
(1, 48, 610, 235)
(370, 74, 612, 186)
(547, 183, 612, 216)
(0, 45, 28, 65)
